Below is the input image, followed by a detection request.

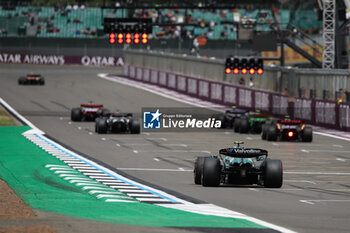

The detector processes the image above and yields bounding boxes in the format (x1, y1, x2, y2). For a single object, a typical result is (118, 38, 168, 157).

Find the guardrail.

(123, 64, 350, 132)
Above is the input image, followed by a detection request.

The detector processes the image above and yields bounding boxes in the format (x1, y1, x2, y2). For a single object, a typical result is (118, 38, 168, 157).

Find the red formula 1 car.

(262, 119, 312, 142)
(71, 104, 110, 122)
(18, 74, 45, 85)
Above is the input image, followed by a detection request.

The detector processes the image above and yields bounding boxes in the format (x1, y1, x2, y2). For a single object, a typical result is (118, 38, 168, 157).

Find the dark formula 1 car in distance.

(71, 104, 110, 122)
(235, 111, 274, 134)
(216, 107, 248, 128)
(194, 141, 282, 188)
(262, 119, 312, 142)
(95, 112, 140, 134)
(18, 74, 45, 85)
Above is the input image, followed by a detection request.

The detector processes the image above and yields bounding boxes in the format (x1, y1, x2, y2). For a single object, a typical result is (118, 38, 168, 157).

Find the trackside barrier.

(123, 64, 350, 132)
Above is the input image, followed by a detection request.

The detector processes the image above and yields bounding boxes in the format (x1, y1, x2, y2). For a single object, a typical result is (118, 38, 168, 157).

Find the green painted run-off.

(0, 126, 266, 228)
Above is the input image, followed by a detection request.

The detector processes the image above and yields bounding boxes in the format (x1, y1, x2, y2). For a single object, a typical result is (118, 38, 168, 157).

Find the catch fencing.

(124, 64, 350, 132)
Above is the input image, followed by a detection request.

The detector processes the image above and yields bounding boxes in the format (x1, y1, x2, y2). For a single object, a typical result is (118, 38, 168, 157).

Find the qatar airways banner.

(0, 53, 124, 67)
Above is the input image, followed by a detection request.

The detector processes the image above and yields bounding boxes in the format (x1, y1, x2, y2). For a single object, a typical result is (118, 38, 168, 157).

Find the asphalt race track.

(1, 64, 350, 233)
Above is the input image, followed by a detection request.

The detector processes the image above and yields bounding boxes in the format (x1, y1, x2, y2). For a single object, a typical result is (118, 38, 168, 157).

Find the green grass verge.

(0, 126, 266, 228)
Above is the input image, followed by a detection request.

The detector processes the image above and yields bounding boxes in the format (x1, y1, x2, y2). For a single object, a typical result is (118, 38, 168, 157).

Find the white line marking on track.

(143, 132, 150, 135)
(136, 198, 170, 202)
(82, 186, 114, 191)
(178, 168, 185, 171)
(78, 126, 82, 130)
(49, 167, 75, 171)
(89, 190, 122, 194)
(299, 200, 315, 205)
(301, 149, 310, 153)
(79, 169, 103, 172)
(127, 193, 158, 197)
(68, 121, 72, 125)
(103, 182, 127, 185)
(285, 180, 316, 184)
(89, 176, 114, 179)
(300, 200, 350, 205)
(116, 143, 121, 147)
(201, 151, 211, 154)
(95, 178, 119, 181)
(96, 194, 132, 199)
(110, 186, 139, 189)
(117, 189, 149, 193)
(101, 137, 106, 141)
(336, 158, 346, 162)
(54, 170, 79, 174)
(75, 183, 105, 186)
(153, 158, 160, 162)
(65, 177, 92, 181)
(45, 165, 68, 168)
(333, 144, 343, 148)
(59, 117, 63, 120)
(160, 138, 167, 141)
(248, 188, 259, 192)
(180, 144, 188, 147)
(89, 132, 93, 135)
(133, 150, 139, 154)
(246, 137, 253, 140)
(59, 174, 84, 178)
(285, 171, 350, 175)
(70, 166, 93, 169)
(314, 131, 350, 142)
(69, 179, 98, 183)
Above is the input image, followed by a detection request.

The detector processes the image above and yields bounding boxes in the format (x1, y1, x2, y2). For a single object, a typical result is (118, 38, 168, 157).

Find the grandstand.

(0, 5, 322, 40)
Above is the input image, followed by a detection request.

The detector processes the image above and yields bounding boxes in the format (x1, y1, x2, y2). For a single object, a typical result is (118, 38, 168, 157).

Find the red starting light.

(241, 68, 248, 75)
(109, 33, 115, 44)
(117, 38, 123, 44)
(233, 68, 239, 74)
(249, 68, 255, 75)
(134, 38, 140, 44)
(225, 68, 231, 74)
(257, 68, 264, 75)
(134, 33, 140, 39)
(117, 33, 123, 39)
(126, 38, 132, 44)
(142, 38, 148, 44)
(142, 33, 148, 39)
(288, 131, 294, 137)
(126, 33, 131, 39)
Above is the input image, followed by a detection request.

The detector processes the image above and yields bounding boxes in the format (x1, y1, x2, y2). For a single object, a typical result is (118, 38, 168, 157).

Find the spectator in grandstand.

(0, 28, 7, 35)
(239, 77, 245, 86)
(66, 4, 72, 12)
(190, 37, 200, 56)
(83, 27, 91, 35)
(249, 77, 254, 88)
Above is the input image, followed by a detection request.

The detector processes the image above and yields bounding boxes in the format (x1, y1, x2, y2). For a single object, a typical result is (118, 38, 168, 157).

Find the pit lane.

(1, 64, 350, 233)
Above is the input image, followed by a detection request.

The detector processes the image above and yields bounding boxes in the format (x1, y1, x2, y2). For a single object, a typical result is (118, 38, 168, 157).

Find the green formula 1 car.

(234, 111, 274, 134)
(194, 141, 283, 188)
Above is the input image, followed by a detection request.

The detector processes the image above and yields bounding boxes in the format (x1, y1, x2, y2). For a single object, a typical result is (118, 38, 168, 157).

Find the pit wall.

(123, 64, 350, 132)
